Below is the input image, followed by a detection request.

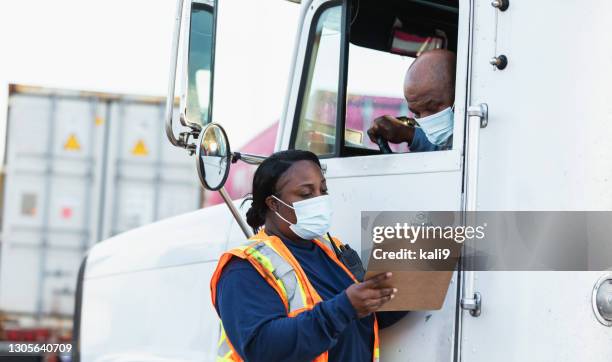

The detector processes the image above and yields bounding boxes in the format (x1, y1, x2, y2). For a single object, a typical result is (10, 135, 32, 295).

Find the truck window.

(345, 45, 414, 153)
(343, 0, 459, 156)
(293, 5, 342, 156)
(291, 0, 459, 157)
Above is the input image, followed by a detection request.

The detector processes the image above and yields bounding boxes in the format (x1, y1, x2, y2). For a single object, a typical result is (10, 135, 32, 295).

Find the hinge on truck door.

(461, 292, 482, 317)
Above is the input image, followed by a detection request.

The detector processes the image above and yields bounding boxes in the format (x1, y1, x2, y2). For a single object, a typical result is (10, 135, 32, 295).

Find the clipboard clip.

(460, 292, 482, 317)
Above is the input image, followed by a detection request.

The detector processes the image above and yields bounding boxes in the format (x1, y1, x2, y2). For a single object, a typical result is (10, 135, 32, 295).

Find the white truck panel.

(85, 204, 234, 278)
(461, 0, 612, 360)
(81, 202, 240, 361)
(81, 263, 217, 362)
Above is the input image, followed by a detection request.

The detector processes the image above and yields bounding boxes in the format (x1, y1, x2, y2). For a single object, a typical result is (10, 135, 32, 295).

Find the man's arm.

(367, 115, 415, 145)
(368, 115, 445, 152)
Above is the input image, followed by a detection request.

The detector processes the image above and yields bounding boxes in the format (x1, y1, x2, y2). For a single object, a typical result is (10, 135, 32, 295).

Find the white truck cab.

(74, 0, 612, 361)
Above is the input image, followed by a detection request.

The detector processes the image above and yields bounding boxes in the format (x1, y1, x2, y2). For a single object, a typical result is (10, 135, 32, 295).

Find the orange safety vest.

(210, 229, 380, 362)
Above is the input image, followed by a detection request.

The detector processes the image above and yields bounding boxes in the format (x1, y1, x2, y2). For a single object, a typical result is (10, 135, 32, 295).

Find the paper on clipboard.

(364, 231, 462, 311)
(363, 270, 455, 311)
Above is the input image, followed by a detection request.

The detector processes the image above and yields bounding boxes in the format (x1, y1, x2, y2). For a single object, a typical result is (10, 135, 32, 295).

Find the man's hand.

(367, 115, 413, 144)
(346, 272, 397, 318)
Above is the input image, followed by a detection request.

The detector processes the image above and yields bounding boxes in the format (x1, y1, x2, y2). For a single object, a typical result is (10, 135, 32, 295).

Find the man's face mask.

(415, 106, 454, 146)
(272, 194, 333, 240)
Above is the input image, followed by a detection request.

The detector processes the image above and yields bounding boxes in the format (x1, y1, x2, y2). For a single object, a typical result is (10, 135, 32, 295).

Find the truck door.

(279, 1, 467, 360)
(461, 0, 612, 360)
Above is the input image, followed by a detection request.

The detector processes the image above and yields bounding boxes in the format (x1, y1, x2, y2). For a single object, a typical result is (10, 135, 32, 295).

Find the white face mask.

(272, 195, 333, 240)
(415, 107, 454, 145)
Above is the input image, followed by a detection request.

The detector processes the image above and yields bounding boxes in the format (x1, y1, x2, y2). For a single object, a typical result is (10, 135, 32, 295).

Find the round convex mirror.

(195, 123, 231, 191)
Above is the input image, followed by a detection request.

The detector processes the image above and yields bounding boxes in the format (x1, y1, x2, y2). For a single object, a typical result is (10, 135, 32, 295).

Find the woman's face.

(265, 160, 328, 240)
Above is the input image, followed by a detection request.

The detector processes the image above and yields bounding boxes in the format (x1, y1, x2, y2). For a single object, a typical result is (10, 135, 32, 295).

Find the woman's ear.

(265, 195, 278, 213)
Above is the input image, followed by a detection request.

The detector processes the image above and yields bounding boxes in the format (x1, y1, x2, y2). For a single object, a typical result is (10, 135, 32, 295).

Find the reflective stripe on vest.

(216, 326, 236, 362)
(245, 241, 309, 312)
(210, 230, 379, 362)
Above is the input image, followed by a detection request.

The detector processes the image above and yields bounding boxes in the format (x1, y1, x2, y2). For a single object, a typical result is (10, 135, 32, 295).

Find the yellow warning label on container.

(95, 116, 104, 126)
(131, 139, 149, 156)
(63, 134, 81, 151)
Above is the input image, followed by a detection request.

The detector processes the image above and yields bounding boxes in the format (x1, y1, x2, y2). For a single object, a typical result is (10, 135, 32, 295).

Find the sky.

(0, 0, 411, 164)
(0, 0, 177, 94)
(0, 0, 300, 162)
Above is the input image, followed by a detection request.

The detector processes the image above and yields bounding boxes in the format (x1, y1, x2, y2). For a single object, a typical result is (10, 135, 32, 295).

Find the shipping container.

(0, 85, 201, 333)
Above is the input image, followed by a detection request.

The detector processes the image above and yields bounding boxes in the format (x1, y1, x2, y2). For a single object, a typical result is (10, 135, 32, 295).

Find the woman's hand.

(346, 272, 397, 318)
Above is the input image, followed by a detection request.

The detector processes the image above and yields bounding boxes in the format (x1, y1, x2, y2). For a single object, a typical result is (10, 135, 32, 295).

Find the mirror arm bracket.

(232, 152, 267, 165)
(179, 128, 201, 155)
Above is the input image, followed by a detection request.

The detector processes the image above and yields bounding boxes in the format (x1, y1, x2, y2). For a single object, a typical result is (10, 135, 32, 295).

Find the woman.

(210, 150, 405, 362)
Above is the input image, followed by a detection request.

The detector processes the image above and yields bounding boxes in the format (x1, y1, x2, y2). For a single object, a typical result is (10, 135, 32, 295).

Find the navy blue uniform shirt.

(214, 237, 406, 362)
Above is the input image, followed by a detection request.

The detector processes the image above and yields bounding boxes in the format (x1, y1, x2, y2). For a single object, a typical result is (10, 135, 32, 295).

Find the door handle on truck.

(467, 103, 489, 128)
(461, 104, 488, 318)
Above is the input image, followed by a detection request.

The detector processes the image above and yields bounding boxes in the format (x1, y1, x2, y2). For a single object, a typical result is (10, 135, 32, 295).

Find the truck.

(73, 0, 612, 361)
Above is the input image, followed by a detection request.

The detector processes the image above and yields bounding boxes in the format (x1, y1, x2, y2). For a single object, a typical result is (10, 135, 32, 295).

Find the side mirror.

(165, 0, 216, 149)
(195, 123, 267, 191)
(194, 123, 267, 238)
(196, 123, 231, 191)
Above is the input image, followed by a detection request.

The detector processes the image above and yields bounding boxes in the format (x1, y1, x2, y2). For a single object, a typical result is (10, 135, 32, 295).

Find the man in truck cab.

(367, 49, 456, 152)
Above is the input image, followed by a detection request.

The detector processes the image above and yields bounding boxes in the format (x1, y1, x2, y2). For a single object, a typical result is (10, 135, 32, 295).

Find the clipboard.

(364, 236, 461, 311)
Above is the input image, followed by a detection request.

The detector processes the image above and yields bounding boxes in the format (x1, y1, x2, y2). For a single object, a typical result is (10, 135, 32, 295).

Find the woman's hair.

(245, 149, 321, 233)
